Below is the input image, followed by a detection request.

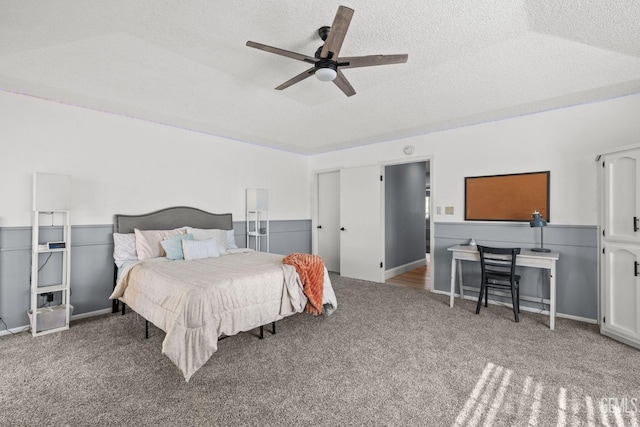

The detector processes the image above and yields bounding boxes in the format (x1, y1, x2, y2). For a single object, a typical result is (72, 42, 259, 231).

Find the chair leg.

(485, 286, 489, 307)
(510, 285, 519, 322)
(516, 283, 520, 313)
(475, 285, 484, 314)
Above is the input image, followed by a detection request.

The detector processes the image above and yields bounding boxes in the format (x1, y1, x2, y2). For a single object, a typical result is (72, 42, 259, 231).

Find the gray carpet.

(1, 273, 639, 426)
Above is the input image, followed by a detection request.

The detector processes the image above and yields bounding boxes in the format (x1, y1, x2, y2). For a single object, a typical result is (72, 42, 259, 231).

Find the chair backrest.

(477, 245, 521, 280)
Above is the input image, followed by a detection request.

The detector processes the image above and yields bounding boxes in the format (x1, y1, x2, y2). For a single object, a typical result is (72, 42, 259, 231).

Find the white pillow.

(182, 238, 221, 261)
(226, 229, 238, 249)
(134, 228, 185, 260)
(113, 233, 137, 268)
(185, 227, 228, 254)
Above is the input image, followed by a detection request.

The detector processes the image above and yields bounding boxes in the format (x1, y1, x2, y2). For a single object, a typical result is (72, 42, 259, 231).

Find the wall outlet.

(445, 206, 454, 215)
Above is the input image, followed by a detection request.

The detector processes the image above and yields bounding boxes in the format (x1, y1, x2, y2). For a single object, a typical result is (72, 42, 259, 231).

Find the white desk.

(447, 244, 560, 330)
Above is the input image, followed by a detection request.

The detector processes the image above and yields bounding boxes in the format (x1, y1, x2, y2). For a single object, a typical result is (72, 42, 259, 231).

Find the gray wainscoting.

(236, 220, 311, 255)
(433, 222, 598, 321)
(0, 220, 311, 331)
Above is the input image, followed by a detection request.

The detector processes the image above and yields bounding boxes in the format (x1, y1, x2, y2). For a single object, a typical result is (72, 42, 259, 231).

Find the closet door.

(600, 147, 640, 348)
(317, 171, 340, 273)
(339, 165, 383, 283)
(602, 242, 640, 344)
(602, 150, 640, 242)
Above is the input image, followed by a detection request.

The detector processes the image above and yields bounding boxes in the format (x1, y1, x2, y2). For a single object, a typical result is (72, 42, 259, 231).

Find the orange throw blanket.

(282, 253, 325, 316)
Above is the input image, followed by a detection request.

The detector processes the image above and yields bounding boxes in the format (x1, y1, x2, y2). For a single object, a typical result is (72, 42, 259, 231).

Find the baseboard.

(71, 308, 112, 321)
(0, 307, 113, 337)
(430, 289, 597, 324)
(556, 312, 597, 325)
(0, 325, 30, 337)
(384, 258, 426, 280)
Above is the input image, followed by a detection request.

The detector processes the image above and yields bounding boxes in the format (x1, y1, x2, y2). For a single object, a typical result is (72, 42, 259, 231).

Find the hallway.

(386, 264, 429, 291)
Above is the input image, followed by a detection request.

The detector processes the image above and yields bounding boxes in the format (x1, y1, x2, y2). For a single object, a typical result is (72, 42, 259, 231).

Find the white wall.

(3, 90, 640, 228)
(0, 91, 310, 226)
(310, 94, 640, 225)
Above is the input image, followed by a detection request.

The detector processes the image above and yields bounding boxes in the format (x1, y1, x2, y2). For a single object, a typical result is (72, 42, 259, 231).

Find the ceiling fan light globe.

(316, 68, 337, 82)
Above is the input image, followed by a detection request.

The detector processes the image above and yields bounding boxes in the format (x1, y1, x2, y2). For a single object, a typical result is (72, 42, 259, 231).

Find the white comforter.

(110, 250, 337, 381)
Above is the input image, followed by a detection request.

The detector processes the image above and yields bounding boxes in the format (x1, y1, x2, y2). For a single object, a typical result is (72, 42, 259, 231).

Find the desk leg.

(550, 263, 556, 330)
(457, 260, 464, 299)
(450, 257, 457, 308)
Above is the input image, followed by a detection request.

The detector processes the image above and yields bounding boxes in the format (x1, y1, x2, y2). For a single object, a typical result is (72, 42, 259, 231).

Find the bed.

(109, 206, 337, 381)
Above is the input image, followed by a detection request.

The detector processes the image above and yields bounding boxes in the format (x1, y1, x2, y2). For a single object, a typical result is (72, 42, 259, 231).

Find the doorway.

(314, 157, 432, 287)
(384, 160, 431, 291)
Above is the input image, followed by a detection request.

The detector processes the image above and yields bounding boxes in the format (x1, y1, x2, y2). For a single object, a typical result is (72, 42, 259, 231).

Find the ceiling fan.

(246, 5, 408, 97)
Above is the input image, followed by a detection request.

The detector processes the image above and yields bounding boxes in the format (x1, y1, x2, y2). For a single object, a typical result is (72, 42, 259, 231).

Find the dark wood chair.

(475, 245, 521, 322)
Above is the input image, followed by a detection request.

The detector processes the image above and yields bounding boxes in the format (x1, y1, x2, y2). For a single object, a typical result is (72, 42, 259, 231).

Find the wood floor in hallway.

(386, 264, 430, 291)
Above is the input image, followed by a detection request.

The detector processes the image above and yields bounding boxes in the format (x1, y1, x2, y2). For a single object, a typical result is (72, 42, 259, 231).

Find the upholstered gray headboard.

(114, 206, 233, 233)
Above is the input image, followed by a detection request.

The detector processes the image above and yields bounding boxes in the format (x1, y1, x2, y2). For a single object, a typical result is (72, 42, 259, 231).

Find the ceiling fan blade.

(333, 70, 356, 97)
(320, 6, 354, 59)
(275, 68, 316, 90)
(246, 41, 318, 64)
(339, 54, 408, 69)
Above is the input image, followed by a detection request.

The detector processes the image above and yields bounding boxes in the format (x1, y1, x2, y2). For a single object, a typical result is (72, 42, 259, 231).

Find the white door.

(317, 171, 340, 272)
(600, 147, 640, 348)
(603, 150, 640, 242)
(602, 242, 640, 343)
(339, 165, 383, 283)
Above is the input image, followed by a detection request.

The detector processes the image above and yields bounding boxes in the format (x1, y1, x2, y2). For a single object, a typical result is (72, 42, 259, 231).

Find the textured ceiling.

(1, 0, 640, 154)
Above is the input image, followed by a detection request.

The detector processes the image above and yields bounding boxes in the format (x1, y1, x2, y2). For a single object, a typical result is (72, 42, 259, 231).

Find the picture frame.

(464, 171, 550, 222)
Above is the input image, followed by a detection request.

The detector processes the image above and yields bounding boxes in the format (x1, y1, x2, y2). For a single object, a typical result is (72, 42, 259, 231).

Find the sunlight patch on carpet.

(454, 362, 640, 426)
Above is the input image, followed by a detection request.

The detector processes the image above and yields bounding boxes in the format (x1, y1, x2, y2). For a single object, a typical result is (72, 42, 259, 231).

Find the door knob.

(340, 227, 346, 231)
(317, 225, 322, 229)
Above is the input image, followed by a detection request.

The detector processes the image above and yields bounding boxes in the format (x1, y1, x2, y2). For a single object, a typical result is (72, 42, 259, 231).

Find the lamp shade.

(33, 173, 71, 211)
(529, 211, 547, 228)
(246, 188, 268, 211)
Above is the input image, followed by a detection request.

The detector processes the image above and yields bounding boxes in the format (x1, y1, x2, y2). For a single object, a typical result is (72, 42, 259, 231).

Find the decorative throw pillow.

(161, 233, 194, 260)
(134, 228, 185, 260)
(185, 227, 228, 255)
(182, 238, 221, 261)
(226, 229, 239, 249)
(113, 233, 137, 268)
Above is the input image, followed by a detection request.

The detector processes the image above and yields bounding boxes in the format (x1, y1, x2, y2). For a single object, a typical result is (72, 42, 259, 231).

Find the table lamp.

(530, 210, 550, 252)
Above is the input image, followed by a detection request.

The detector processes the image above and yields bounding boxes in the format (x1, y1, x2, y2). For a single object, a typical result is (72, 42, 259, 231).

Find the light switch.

(436, 206, 442, 215)
(445, 206, 454, 215)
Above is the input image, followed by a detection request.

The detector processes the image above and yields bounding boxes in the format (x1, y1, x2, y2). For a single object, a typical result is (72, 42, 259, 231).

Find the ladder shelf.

(30, 209, 72, 336)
